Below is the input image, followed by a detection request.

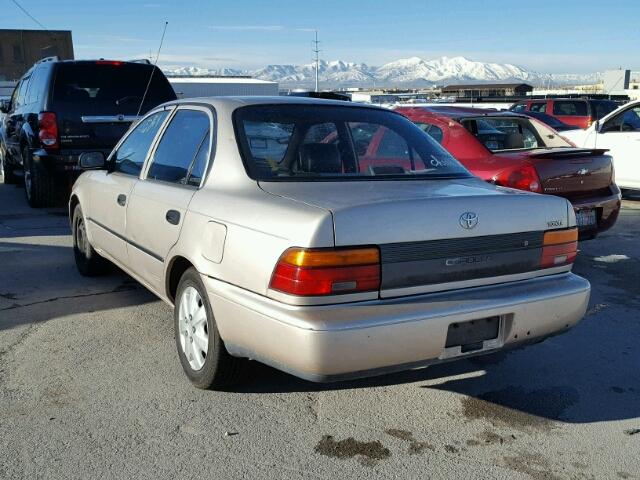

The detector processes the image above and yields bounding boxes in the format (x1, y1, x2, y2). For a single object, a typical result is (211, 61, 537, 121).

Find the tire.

(72, 204, 109, 276)
(174, 268, 244, 389)
(23, 146, 57, 208)
(0, 148, 18, 184)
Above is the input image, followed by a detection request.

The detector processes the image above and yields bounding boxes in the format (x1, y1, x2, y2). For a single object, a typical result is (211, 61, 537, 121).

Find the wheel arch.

(69, 194, 80, 226)
(166, 255, 196, 304)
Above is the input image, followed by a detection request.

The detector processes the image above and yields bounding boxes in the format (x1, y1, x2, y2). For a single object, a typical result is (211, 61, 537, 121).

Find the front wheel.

(174, 268, 244, 389)
(72, 204, 109, 276)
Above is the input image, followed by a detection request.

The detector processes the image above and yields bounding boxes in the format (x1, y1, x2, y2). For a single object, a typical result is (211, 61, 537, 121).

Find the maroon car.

(396, 106, 621, 238)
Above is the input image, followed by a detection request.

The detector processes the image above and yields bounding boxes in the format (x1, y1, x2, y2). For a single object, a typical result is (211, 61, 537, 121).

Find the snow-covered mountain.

(163, 56, 595, 88)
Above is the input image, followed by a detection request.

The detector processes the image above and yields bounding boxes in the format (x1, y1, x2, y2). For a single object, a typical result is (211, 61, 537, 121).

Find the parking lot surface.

(0, 181, 638, 480)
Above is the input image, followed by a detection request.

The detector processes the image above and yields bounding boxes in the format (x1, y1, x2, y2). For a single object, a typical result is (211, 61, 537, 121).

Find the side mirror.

(593, 120, 600, 132)
(79, 152, 106, 169)
(0, 99, 10, 114)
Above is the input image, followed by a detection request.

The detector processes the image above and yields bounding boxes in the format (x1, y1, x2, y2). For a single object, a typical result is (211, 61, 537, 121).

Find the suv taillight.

(38, 112, 59, 150)
(493, 164, 542, 193)
(541, 228, 578, 268)
(269, 247, 380, 296)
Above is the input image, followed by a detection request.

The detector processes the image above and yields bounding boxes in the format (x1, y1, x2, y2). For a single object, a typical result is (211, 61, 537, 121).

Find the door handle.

(165, 210, 180, 225)
(117, 194, 126, 206)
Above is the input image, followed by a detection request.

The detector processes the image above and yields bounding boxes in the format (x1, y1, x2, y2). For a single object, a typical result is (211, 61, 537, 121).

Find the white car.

(563, 100, 640, 191)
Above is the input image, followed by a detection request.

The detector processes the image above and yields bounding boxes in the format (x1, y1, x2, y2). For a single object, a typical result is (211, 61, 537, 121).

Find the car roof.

(161, 95, 388, 111)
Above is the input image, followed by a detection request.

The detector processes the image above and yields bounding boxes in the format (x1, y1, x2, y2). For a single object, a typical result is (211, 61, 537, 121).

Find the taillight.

(541, 228, 578, 268)
(493, 164, 542, 193)
(96, 60, 123, 66)
(38, 112, 59, 150)
(269, 247, 380, 296)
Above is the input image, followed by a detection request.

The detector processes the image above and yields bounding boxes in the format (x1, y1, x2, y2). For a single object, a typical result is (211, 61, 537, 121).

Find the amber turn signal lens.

(543, 228, 578, 246)
(279, 247, 380, 268)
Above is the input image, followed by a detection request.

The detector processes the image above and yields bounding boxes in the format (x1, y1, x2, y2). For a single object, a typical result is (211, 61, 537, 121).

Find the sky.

(2, 0, 639, 74)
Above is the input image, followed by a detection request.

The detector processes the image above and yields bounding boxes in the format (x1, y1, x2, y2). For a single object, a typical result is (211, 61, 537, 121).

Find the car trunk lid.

(260, 178, 573, 297)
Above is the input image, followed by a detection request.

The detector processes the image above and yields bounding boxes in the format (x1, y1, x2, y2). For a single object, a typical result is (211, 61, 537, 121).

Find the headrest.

(503, 132, 524, 149)
(298, 143, 341, 174)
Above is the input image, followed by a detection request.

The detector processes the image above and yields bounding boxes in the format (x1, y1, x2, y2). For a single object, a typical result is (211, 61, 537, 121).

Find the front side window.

(461, 116, 572, 151)
(602, 106, 640, 133)
(591, 101, 617, 120)
(553, 100, 588, 116)
(234, 105, 469, 181)
(147, 109, 211, 185)
(114, 110, 169, 176)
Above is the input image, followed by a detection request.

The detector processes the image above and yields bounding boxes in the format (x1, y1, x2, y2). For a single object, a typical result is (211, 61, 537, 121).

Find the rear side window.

(26, 68, 47, 104)
(147, 109, 211, 185)
(114, 110, 169, 176)
(529, 102, 547, 113)
(510, 103, 527, 112)
(16, 77, 30, 107)
(51, 63, 176, 115)
(553, 101, 587, 116)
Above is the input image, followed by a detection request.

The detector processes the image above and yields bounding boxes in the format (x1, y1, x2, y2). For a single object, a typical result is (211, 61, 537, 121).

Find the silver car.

(70, 97, 590, 389)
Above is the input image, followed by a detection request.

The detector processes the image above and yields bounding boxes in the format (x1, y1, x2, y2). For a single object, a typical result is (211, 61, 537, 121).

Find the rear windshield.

(590, 100, 618, 120)
(460, 116, 572, 152)
(233, 104, 470, 181)
(51, 63, 176, 114)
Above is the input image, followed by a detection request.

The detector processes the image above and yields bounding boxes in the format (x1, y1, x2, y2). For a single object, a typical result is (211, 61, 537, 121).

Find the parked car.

(70, 97, 590, 389)
(396, 106, 621, 238)
(510, 98, 618, 129)
(0, 57, 176, 207)
(519, 110, 574, 132)
(563, 100, 640, 191)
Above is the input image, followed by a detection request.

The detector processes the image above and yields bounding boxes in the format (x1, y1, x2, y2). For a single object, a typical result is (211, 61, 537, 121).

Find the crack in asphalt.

(0, 285, 143, 312)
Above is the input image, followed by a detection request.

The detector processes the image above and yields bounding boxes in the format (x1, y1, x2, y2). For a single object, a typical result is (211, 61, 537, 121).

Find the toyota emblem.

(459, 212, 479, 229)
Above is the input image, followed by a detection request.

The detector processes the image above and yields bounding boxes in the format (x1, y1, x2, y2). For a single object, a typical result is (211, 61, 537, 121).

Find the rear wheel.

(23, 146, 57, 208)
(73, 204, 109, 276)
(174, 268, 244, 389)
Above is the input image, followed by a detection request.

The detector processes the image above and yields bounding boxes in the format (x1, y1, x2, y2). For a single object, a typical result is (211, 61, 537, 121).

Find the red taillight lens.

(494, 164, 542, 193)
(541, 228, 578, 268)
(269, 247, 381, 296)
(38, 112, 59, 150)
(95, 60, 124, 66)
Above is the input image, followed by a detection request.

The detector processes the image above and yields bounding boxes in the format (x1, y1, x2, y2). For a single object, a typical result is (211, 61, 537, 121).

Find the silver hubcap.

(76, 218, 89, 256)
(178, 286, 208, 371)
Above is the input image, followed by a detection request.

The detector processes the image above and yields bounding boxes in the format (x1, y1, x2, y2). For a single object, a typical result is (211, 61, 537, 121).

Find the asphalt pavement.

(0, 179, 638, 480)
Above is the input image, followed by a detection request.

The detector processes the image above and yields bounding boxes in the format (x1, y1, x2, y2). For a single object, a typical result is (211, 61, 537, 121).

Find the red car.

(396, 106, 621, 238)
(509, 98, 618, 129)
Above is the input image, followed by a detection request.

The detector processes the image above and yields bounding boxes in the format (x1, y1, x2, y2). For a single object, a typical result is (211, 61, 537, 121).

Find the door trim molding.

(87, 217, 164, 262)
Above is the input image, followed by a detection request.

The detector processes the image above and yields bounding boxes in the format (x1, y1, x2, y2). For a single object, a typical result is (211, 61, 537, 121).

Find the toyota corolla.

(69, 97, 590, 389)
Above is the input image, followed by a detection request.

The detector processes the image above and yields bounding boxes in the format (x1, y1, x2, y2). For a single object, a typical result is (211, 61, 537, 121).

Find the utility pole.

(313, 30, 321, 92)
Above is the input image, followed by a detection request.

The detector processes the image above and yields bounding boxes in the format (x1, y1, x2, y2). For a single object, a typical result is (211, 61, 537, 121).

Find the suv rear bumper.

(32, 148, 112, 174)
(204, 272, 590, 383)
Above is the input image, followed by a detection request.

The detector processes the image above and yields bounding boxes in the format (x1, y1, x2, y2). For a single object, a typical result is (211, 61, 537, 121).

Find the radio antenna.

(137, 21, 169, 117)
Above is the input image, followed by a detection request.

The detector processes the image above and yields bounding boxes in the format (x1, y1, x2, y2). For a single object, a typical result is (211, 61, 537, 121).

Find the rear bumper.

(204, 273, 590, 382)
(568, 184, 621, 237)
(31, 148, 112, 175)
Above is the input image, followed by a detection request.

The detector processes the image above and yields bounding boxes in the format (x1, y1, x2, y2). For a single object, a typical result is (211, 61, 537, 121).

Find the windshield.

(460, 116, 573, 152)
(234, 104, 471, 181)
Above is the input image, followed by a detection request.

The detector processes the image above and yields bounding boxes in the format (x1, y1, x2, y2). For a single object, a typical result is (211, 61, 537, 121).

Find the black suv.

(0, 58, 177, 207)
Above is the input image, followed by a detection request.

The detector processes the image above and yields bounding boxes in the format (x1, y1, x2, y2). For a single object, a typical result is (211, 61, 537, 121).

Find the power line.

(10, 0, 48, 31)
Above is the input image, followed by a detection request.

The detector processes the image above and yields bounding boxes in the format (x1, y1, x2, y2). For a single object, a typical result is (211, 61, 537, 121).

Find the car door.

(87, 109, 170, 265)
(5, 76, 29, 161)
(595, 105, 640, 190)
(125, 106, 213, 291)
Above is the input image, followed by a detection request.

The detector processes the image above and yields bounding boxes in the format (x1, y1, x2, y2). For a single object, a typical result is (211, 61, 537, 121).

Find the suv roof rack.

(37, 56, 59, 64)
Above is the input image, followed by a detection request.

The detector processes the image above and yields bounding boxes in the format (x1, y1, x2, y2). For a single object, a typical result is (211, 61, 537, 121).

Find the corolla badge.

(459, 212, 479, 229)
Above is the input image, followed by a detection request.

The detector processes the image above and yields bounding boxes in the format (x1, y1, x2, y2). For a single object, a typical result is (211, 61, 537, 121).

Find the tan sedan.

(70, 97, 590, 389)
